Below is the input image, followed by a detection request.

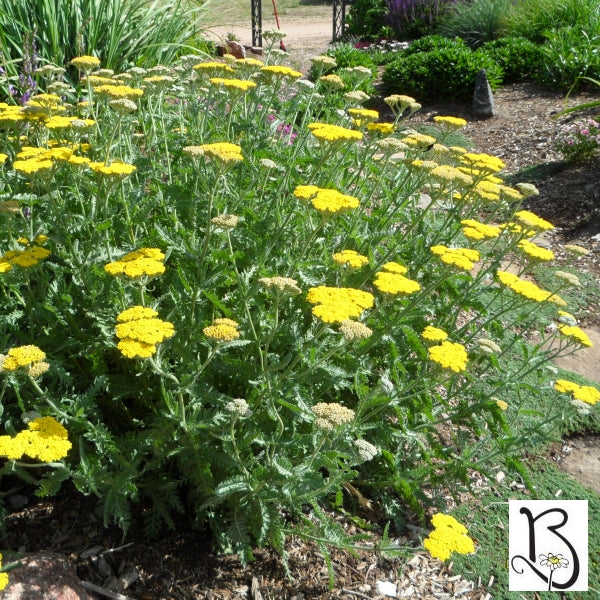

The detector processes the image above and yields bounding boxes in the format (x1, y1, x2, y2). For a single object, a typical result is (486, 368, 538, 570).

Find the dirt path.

(205, 17, 333, 71)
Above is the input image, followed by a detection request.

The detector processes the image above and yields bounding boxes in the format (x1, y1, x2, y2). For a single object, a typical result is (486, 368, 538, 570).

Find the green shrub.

(326, 43, 378, 71)
(435, 0, 512, 48)
(480, 37, 544, 83)
(0, 0, 205, 99)
(535, 28, 600, 91)
(345, 0, 390, 40)
(402, 34, 467, 56)
(383, 42, 503, 101)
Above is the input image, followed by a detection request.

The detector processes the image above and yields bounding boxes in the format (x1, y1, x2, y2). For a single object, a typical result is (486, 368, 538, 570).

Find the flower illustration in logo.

(540, 552, 569, 590)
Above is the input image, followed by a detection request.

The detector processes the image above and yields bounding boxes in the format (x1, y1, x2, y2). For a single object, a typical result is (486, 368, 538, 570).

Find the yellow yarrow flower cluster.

(402, 132, 437, 149)
(424, 513, 475, 561)
(89, 160, 136, 178)
(421, 326, 448, 342)
(1, 344, 46, 372)
(514, 210, 553, 232)
(555, 379, 600, 405)
(307, 286, 374, 323)
(0, 416, 71, 462)
(203, 318, 241, 342)
(558, 325, 593, 347)
(460, 152, 505, 174)
(373, 266, 421, 296)
(312, 402, 355, 431)
(366, 122, 395, 135)
(193, 61, 235, 75)
(198, 142, 244, 164)
(209, 77, 257, 93)
(104, 248, 166, 279)
(461, 219, 501, 240)
(431, 246, 480, 271)
(347, 108, 379, 126)
(115, 306, 175, 358)
(318, 73, 345, 91)
(333, 249, 369, 269)
(0, 554, 7, 590)
(428, 341, 468, 373)
(1, 237, 51, 272)
(93, 84, 144, 100)
(308, 122, 363, 144)
(70, 55, 101, 71)
(260, 65, 302, 80)
(496, 270, 566, 306)
(433, 115, 467, 130)
(517, 239, 555, 262)
(293, 184, 360, 215)
(430, 165, 473, 186)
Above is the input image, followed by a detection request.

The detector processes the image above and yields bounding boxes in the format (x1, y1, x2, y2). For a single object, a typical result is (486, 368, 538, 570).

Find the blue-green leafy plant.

(0, 49, 597, 572)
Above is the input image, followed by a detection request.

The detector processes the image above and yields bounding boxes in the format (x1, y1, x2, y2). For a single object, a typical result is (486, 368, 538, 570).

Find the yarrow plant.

(0, 48, 597, 577)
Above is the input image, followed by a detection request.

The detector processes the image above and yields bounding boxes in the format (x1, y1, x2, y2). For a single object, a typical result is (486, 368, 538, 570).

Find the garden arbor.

(250, 0, 346, 47)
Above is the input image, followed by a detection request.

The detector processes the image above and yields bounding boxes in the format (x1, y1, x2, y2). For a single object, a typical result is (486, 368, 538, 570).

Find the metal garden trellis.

(250, 0, 347, 47)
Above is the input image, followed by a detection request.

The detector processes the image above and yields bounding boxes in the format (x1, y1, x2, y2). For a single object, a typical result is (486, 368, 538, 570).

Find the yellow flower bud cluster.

(339, 319, 372, 341)
(258, 276, 302, 296)
(554, 379, 599, 405)
(104, 248, 166, 279)
(423, 513, 475, 561)
(193, 61, 235, 75)
(312, 402, 355, 430)
(115, 306, 175, 358)
(353, 439, 378, 462)
(225, 398, 251, 417)
(306, 286, 374, 324)
(211, 214, 240, 229)
(0, 416, 71, 462)
(203, 318, 241, 342)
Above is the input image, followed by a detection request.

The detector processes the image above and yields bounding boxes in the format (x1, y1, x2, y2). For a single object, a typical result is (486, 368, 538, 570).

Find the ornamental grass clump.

(0, 49, 597, 572)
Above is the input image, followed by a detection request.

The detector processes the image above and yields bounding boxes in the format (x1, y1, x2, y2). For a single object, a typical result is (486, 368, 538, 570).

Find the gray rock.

(0, 553, 95, 600)
(473, 68, 495, 119)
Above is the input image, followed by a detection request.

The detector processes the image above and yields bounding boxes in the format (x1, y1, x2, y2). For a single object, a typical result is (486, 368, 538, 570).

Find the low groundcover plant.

(0, 49, 597, 579)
